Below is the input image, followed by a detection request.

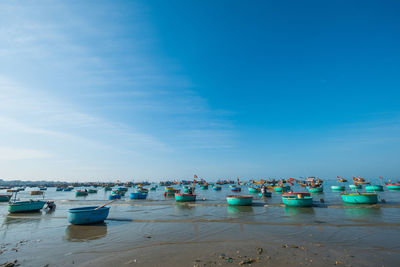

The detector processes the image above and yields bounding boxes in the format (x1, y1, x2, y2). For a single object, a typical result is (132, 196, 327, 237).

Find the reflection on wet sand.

(64, 223, 107, 242)
(283, 207, 315, 216)
(344, 206, 382, 219)
(3, 212, 43, 226)
(227, 206, 254, 215)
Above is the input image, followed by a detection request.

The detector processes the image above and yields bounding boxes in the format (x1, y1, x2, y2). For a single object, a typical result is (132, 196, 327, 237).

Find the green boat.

(226, 195, 253, 206)
(258, 192, 272, 198)
(386, 184, 400, 191)
(349, 184, 362, 190)
(150, 187, 157, 191)
(88, 189, 98, 193)
(282, 193, 313, 207)
(175, 193, 196, 202)
(365, 185, 383, 192)
(76, 191, 88, 197)
(308, 187, 323, 193)
(331, 185, 345, 191)
(0, 195, 12, 202)
(274, 186, 290, 193)
(183, 186, 194, 193)
(341, 193, 378, 204)
(8, 200, 46, 213)
(248, 187, 259, 193)
(104, 187, 112, 191)
(200, 185, 208, 190)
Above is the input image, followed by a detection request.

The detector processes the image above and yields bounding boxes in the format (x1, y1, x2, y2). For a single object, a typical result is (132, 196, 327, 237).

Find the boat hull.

(387, 185, 400, 191)
(341, 194, 378, 204)
(129, 192, 148, 199)
(282, 196, 313, 207)
(75, 191, 88, 197)
(8, 201, 46, 213)
(212, 186, 222, 191)
(68, 206, 110, 225)
(274, 186, 290, 193)
(108, 194, 121, 200)
(248, 187, 259, 193)
(258, 192, 272, 198)
(331, 185, 345, 191)
(0, 195, 11, 202)
(175, 194, 196, 202)
(365, 185, 383, 192)
(349, 184, 362, 190)
(308, 187, 323, 193)
(226, 195, 253, 206)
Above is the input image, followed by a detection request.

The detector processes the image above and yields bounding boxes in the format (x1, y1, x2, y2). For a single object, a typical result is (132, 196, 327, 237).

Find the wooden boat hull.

(56, 188, 63, 191)
(341, 193, 378, 204)
(226, 195, 253, 206)
(104, 188, 112, 191)
(258, 192, 272, 198)
(386, 185, 400, 191)
(331, 185, 345, 191)
(64, 188, 73, 191)
(68, 206, 110, 225)
(365, 185, 383, 192)
(282, 195, 313, 207)
(175, 194, 196, 202)
(129, 192, 148, 199)
(8, 201, 46, 213)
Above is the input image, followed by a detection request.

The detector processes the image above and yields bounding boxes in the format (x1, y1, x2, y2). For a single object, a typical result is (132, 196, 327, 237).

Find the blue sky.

(0, 0, 399, 181)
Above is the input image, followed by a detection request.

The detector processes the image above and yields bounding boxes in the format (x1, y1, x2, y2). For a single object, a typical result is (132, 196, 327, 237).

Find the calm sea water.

(1, 179, 400, 266)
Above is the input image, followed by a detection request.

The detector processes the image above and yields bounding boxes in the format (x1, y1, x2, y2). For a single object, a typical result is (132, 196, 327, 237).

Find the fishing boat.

(331, 185, 345, 191)
(64, 187, 73, 192)
(349, 184, 362, 190)
(258, 192, 272, 198)
(165, 187, 176, 192)
(248, 187, 260, 193)
(308, 186, 323, 193)
(88, 189, 98, 193)
(337, 176, 348, 183)
(68, 206, 110, 225)
(282, 193, 313, 207)
(109, 194, 121, 200)
(231, 186, 241, 192)
(386, 184, 400, 191)
(341, 193, 378, 204)
(104, 187, 112, 191)
(76, 190, 88, 197)
(30, 191, 44, 196)
(56, 187, 63, 191)
(200, 185, 209, 190)
(365, 185, 384, 192)
(175, 193, 196, 202)
(212, 186, 222, 191)
(8, 200, 47, 213)
(274, 185, 290, 193)
(39, 187, 47, 191)
(183, 186, 195, 194)
(150, 186, 157, 191)
(164, 189, 180, 196)
(129, 192, 148, 199)
(0, 194, 12, 202)
(226, 195, 253, 206)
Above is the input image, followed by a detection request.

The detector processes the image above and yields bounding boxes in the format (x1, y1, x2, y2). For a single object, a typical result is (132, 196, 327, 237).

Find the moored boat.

(200, 185, 209, 190)
(212, 186, 222, 191)
(8, 200, 47, 213)
(341, 193, 378, 204)
(231, 186, 241, 192)
(248, 187, 260, 193)
(75, 190, 88, 197)
(30, 190, 44, 195)
(0, 194, 12, 202)
(308, 186, 323, 193)
(282, 193, 313, 207)
(130, 192, 148, 199)
(331, 185, 345, 191)
(258, 192, 272, 198)
(226, 195, 253, 206)
(68, 206, 110, 225)
(56, 187, 63, 191)
(349, 184, 362, 190)
(64, 187, 73, 192)
(109, 194, 121, 200)
(88, 189, 98, 193)
(175, 193, 196, 202)
(365, 185, 383, 192)
(274, 185, 290, 193)
(386, 184, 400, 191)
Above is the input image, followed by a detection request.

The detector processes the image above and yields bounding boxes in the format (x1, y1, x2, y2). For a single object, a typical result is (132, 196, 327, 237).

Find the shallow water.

(1, 180, 400, 266)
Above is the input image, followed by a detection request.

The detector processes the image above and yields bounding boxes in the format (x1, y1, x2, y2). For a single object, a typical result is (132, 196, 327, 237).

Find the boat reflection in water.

(3, 212, 43, 226)
(344, 205, 382, 219)
(227, 206, 254, 216)
(283, 206, 315, 216)
(64, 223, 108, 242)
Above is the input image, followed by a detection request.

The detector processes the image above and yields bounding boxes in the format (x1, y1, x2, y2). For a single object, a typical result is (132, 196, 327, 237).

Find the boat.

(112, 190, 125, 196)
(109, 194, 121, 200)
(0, 194, 12, 202)
(76, 190, 88, 197)
(88, 189, 98, 193)
(226, 195, 253, 206)
(282, 193, 313, 207)
(183, 186, 195, 194)
(30, 191, 44, 196)
(308, 186, 323, 193)
(212, 186, 222, 191)
(231, 186, 241, 192)
(258, 192, 272, 198)
(150, 187, 157, 191)
(386, 184, 400, 191)
(349, 184, 362, 190)
(129, 192, 148, 199)
(175, 193, 196, 202)
(8, 200, 47, 213)
(331, 185, 345, 191)
(365, 185, 384, 192)
(337, 176, 348, 183)
(164, 189, 180, 197)
(56, 187, 63, 191)
(165, 187, 176, 192)
(341, 193, 378, 204)
(104, 187, 112, 191)
(64, 188, 73, 192)
(39, 187, 47, 191)
(248, 187, 260, 193)
(274, 185, 290, 193)
(68, 206, 110, 225)
(200, 185, 208, 190)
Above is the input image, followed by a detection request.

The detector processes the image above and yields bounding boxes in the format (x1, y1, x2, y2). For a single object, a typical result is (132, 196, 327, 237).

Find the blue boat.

(109, 194, 121, 200)
(129, 192, 148, 199)
(212, 186, 222, 191)
(8, 200, 47, 213)
(68, 206, 110, 225)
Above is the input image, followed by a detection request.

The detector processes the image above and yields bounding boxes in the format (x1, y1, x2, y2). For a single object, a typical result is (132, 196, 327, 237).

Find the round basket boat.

(349, 184, 362, 190)
(175, 193, 196, 202)
(282, 193, 313, 207)
(386, 184, 400, 191)
(365, 185, 383, 192)
(274, 186, 290, 193)
(331, 185, 345, 191)
(129, 192, 148, 200)
(231, 187, 241, 192)
(226, 195, 253, 206)
(258, 192, 272, 198)
(248, 187, 259, 193)
(68, 206, 110, 225)
(308, 187, 323, 193)
(341, 193, 378, 204)
(212, 186, 222, 191)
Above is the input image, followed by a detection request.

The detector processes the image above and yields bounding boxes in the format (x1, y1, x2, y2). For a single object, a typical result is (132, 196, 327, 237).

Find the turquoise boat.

(231, 187, 241, 192)
(212, 186, 222, 191)
(183, 186, 194, 194)
(258, 192, 272, 198)
(386, 184, 400, 191)
(56, 187, 63, 191)
(349, 184, 362, 190)
(76, 190, 88, 197)
(88, 189, 98, 193)
(68, 206, 110, 225)
(0, 194, 12, 202)
(200, 185, 208, 190)
(248, 187, 259, 193)
(341, 193, 378, 204)
(331, 185, 345, 191)
(365, 185, 383, 192)
(104, 187, 112, 191)
(226, 195, 253, 206)
(282, 193, 313, 207)
(308, 187, 323, 193)
(175, 193, 196, 202)
(274, 186, 290, 193)
(8, 200, 46, 213)
(130, 192, 148, 199)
